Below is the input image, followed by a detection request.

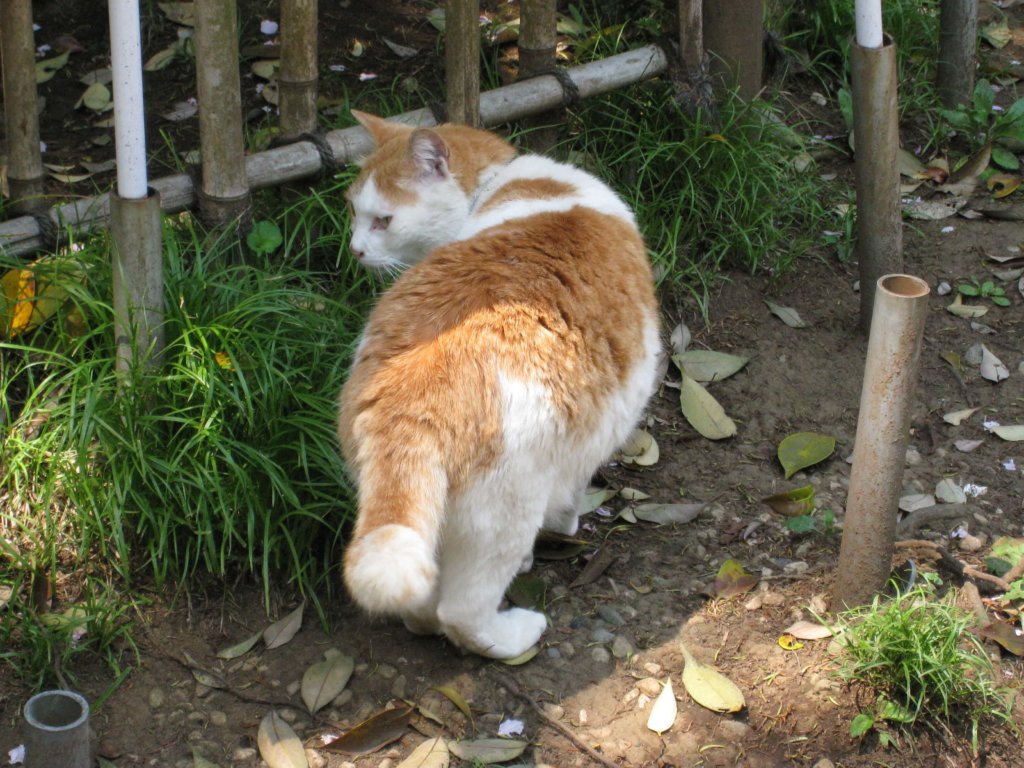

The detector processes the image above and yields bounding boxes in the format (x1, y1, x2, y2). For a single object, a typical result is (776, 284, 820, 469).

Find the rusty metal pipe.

(834, 274, 930, 609)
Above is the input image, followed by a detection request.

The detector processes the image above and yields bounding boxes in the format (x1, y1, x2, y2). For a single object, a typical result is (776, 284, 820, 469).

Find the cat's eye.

(371, 215, 392, 231)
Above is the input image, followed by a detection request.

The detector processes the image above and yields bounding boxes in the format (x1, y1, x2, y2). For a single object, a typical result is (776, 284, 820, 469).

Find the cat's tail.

(342, 447, 446, 615)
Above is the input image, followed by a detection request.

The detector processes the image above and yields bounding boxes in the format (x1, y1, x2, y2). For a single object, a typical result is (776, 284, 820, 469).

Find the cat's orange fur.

(338, 112, 661, 658)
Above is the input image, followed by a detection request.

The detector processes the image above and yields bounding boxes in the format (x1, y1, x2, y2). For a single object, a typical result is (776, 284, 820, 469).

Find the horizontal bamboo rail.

(0, 44, 668, 257)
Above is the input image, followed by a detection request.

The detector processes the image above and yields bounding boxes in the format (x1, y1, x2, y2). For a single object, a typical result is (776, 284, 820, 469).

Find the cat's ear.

(407, 129, 451, 181)
(352, 110, 408, 147)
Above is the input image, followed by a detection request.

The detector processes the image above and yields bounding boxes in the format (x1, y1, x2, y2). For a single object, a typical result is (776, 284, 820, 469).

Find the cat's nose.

(352, 248, 364, 261)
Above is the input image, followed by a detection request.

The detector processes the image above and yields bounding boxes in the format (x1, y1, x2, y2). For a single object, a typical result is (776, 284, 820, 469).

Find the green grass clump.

(1, 216, 367, 629)
(769, 0, 940, 89)
(566, 85, 829, 309)
(836, 585, 1013, 745)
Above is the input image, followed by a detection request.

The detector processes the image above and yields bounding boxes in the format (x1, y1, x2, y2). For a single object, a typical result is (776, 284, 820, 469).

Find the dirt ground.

(3, 1, 1024, 767)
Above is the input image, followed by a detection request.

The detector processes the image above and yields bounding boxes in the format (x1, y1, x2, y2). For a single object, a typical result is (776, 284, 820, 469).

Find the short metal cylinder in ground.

(23, 689, 91, 768)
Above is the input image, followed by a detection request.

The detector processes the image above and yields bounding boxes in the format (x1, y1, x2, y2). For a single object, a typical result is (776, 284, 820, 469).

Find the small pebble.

(589, 627, 616, 644)
(286, 680, 301, 696)
(278, 708, 299, 723)
(590, 646, 611, 663)
(546, 647, 561, 659)
(813, 760, 836, 768)
(542, 702, 564, 720)
(611, 635, 634, 659)
(642, 662, 662, 675)
(233, 748, 258, 762)
(959, 534, 984, 552)
(636, 677, 662, 697)
(332, 689, 354, 708)
(597, 605, 626, 626)
(148, 688, 165, 709)
(208, 710, 227, 727)
(391, 674, 407, 699)
(783, 561, 809, 576)
(306, 749, 328, 768)
(559, 642, 576, 658)
(376, 663, 398, 679)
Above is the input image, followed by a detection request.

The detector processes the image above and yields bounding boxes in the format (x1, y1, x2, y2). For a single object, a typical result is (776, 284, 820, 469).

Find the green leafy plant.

(784, 508, 835, 536)
(246, 219, 284, 256)
(940, 79, 1024, 161)
(957, 278, 1011, 307)
(0, 573, 138, 690)
(835, 585, 1013, 750)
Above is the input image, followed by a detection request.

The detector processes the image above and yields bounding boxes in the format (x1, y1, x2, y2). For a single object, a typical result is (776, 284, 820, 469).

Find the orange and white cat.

(338, 111, 661, 658)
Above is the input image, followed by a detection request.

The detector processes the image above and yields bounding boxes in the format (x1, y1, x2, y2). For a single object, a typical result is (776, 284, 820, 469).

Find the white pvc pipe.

(855, 0, 884, 48)
(107, 0, 149, 199)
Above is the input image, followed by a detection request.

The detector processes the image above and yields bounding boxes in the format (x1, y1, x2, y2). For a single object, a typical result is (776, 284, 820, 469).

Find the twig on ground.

(895, 504, 970, 538)
(490, 669, 619, 768)
(895, 539, 1005, 595)
(1001, 556, 1024, 585)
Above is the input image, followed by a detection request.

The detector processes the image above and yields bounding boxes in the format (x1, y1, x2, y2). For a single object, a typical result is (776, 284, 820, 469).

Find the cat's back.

(344, 157, 659, 450)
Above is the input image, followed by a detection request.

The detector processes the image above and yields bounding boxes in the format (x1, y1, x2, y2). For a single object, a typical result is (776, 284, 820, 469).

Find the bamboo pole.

(0, 0, 45, 211)
(679, 0, 702, 76)
(701, 0, 763, 100)
(852, 37, 902, 331)
(519, 0, 559, 153)
(834, 275, 930, 609)
(0, 44, 669, 256)
(279, 0, 319, 139)
(111, 190, 165, 371)
(937, 0, 977, 109)
(108, 0, 164, 369)
(194, 0, 251, 228)
(445, 0, 481, 125)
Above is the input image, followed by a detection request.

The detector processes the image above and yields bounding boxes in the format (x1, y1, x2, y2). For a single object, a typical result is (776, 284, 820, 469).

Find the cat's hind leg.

(435, 504, 547, 659)
(541, 482, 587, 536)
(400, 588, 441, 636)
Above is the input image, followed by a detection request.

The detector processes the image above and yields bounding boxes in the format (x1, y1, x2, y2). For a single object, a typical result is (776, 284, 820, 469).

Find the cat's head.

(345, 111, 517, 272)
(345, 111, 472, 272)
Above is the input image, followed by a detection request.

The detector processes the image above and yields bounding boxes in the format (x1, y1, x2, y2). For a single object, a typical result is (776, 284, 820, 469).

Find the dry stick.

(490, 670, 619, 768)
(1002, 556, 1024, 585)
(959, 581, 990, 627)
(895, 503, 971, 538)
(896, 538, 1006, 594)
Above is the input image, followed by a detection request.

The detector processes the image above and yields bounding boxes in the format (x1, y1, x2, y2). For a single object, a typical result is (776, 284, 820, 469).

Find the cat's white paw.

(440, 606, 547, 659)
(489, 608, 548, 658)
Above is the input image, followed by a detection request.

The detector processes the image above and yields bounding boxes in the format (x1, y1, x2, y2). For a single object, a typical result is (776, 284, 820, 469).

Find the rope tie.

(522, 65, 581, 109)
(295, 130, 342, 176)
(28, 208, 61, 252)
